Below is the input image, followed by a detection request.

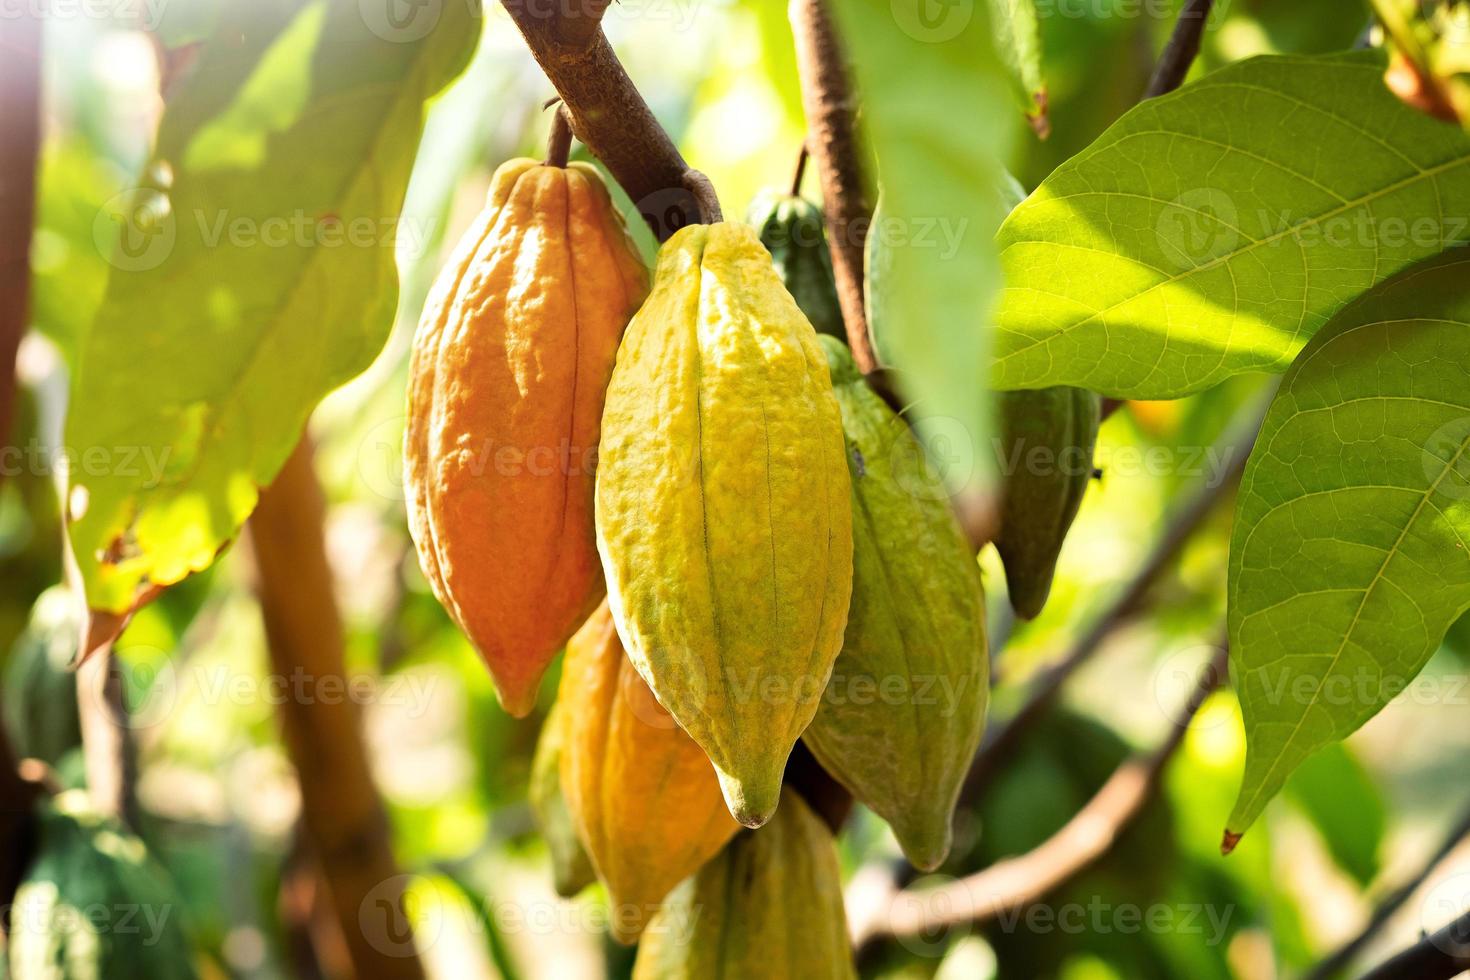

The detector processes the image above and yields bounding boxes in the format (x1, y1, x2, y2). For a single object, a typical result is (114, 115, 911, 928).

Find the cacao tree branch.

(75, 649, 141, 829)
(962, 396, 1264, 800)
(501, 0, 717, 239)
(250, 435, 425, 980)
(789, 0, 875, 371)
(1357, 905, 1470, 980)
(1144, 0, 1216, 98)
(852, 640, 1229, 952)
(0, 3, 41, 468)
(1307, 799, 1470, 980)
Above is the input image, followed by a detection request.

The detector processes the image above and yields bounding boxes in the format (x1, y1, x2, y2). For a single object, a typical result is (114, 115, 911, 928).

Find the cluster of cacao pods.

(404, 136, 1090, 969)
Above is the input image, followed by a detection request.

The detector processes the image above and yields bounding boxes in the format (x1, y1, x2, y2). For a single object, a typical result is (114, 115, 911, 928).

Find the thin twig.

(502, 0, 715, 241)
(1357, 905, 1470, 980)
(790, 141, 810, 198)
(961, 395, 1265, 800)
(1144, 0, 1216, 98)
(852, 640, 1230, 951)
(1307, 801, 1470, 980)
(789, 0, 875, 372)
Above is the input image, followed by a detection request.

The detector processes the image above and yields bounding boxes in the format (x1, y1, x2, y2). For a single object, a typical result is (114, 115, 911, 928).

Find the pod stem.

(544, 101, 574, 168)
(683, 169, 723, 224)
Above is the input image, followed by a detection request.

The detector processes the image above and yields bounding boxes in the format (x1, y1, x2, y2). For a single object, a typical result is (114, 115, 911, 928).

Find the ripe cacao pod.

(528, 699, 597, 898)
(405, 158, 648, 716)
(747, 191, 845, 341)
(802, 336, 988, 871)
(558, 602, 738, 942)
(3, 587, 83, 767)
(633, 787, 855, 980)
(993, 386, 1100, 619)
(9, 791, 197, 980)
(595, 221, 853, 828)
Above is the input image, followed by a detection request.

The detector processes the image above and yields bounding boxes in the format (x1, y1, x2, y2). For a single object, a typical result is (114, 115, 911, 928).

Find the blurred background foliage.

(6, 0, 1470, 978)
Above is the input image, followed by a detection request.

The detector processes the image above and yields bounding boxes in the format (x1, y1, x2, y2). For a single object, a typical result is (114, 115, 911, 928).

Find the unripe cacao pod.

(595, 221, 853, 828)
(558, 602, 738, 942)
(747, 191, 845, 341)
(9, 791, 197, 980)
(405, 158, 648, 716)
(3, 587, 83, 767)
(633, 788, 855, 980)
(528, 698, 597, 898)
(803, 336, 988, 870)
(993, 386, 1099, 619)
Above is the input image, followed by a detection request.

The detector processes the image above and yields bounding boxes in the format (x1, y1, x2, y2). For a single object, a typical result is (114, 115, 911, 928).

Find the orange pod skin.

(405, 159, 648, 716)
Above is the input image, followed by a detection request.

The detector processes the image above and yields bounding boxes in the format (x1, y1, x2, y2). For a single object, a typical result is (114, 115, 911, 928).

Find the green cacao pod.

(3, 587, 83, 767)
(632, 788, 855, 980)
(596, 222, 853, 829)
(8, 791, 197, 980)
(747, 191, 845, 341)
(803, 336, 988, 870)
(528, 699, 597, 898)
(993, 386, 1100, 619)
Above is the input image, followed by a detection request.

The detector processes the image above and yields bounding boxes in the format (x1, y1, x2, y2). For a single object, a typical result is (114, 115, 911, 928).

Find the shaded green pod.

(803, 336, 988, 871)
(527, 699, 597, 898)
(993, 387, 1100, 619)
(3, 587, 83, 768)
(748, 191, 846, 341)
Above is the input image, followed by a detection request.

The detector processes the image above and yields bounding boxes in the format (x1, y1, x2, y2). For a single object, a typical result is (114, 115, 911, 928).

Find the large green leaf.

(993, 51, 1470, 400)
(1226, 248, 1470, 842)
(65, 0, 478, 616)
(831, 0, 1014, 496)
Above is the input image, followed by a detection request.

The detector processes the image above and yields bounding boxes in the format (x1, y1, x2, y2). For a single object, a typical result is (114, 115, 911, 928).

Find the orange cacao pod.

(559, 602, 739, 943)
(405, 159, 648, 716)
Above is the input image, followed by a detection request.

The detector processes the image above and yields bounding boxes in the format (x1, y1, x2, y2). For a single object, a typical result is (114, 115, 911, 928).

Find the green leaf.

(993, 51, 1470, 400)
(65, 0, 479, 615)
(833, 0, 1014, 495)
(1282, 743, 1384, 886)
(986, 0, 1048, 134)
(1226, 247, 1470, 841)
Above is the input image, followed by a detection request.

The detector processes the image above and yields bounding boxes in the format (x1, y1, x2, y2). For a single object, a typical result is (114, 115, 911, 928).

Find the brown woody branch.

(1144, 0, 1216, 98)
(1307, 800, 1470, 980)
(1358, 906, 1470, 980)
(853, 641, 1229, 951)
(789, 0, 875, 373)
(0, 4, 41, 474)
(250, 436, 425, 980)
(502, 0, 716, 240)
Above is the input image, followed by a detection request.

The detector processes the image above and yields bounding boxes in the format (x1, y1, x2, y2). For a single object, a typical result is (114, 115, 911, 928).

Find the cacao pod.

(3, 587, 83, 767)
(802, 336, 988, 871)
(633, 787, 855, 980)
(558, 602, 738, 942)
(9, 791, 197, 980)
(993, 386, 1100, 619)
(528, 698, 597, 898)
(595, 221, 853, 828)
(747, 191, 845, 341)
(405, 158, 648, 716)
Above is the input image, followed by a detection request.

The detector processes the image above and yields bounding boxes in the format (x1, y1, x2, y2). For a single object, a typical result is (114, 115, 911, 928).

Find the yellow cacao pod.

(558, 602, 739, 943)
(633, 788, 855, 980)
(405, 158, 648, 716)
(803, 336, 988, 871)
(528, 699, 597, 898)
(595, 221, 853, 828)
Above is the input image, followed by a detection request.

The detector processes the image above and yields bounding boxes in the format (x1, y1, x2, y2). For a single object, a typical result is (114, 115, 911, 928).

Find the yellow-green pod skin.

(595, 222, 853, 829)
(527, 699, 597, 898)
(632, 789, 856, 980)
(803, 336, 988, 871)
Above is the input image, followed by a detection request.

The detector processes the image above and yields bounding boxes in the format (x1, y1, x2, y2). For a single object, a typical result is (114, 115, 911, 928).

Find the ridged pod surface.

(803, 337, 988, 870)
(595, 221, 853, 828)
(405, 158, 648, 716)
(3, 587, 82, 767)
(993, 387, 1100, 619)
(528, 698, 596, 898)
(558, 602, 739, 942)
(747, 191, 845, 341)
(9, 792, 197, 980)
(632, 788, 855, 980)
